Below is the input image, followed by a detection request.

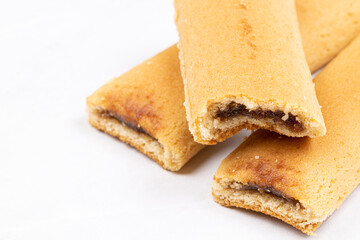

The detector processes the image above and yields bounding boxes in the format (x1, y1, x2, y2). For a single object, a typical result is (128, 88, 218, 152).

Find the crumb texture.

(212, 180, 324, 235)
(86, 46, 204, 171)
(213, 34, 360, 234)
(175, 0, 325, 144)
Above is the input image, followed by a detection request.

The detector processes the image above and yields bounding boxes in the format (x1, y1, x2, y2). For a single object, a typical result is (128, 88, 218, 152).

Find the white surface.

(0, 1, 359, 239)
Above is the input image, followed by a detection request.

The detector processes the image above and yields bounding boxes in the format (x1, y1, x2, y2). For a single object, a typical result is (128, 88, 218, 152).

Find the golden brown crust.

(87, 45, 204, 171)
(213, 34, 360, 234)
(297, 0, 360, 72)
(175, 0, 326, 144)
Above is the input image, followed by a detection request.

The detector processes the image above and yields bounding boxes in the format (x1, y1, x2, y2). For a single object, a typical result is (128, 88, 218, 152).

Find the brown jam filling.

(241, 183, 296, 203)
(215, 102, 304, 132)
(100, 110, 154, 138)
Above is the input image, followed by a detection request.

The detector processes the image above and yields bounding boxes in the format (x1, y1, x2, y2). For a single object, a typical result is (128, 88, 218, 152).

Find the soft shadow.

(176, 145, 219, 174)
(177, 130, 251, 174)
(79, 114, 252, 174)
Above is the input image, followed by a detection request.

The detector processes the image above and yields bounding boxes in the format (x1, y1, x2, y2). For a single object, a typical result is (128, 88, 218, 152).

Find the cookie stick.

(297, 0, 360, 72)
(86, 45, 204, 171)
(212, 34, 360, 235)
(175, 0, 326, 145)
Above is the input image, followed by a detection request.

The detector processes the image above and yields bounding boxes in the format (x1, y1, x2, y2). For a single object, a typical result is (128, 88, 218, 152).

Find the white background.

(1, 0, 359, 239)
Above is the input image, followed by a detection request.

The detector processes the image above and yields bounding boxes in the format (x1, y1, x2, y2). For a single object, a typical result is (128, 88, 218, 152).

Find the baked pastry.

(212, 34, 360, 234)
(297, 0, 360, 72)
(86, 45, 204, 171)
(174, 0, 326, 145)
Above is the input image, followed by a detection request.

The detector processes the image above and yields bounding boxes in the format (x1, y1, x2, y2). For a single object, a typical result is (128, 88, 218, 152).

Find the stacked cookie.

(87, 0, 360, 235)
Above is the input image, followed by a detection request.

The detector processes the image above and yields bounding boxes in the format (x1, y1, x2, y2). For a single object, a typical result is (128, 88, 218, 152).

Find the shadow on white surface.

(178, 130, 251, 175)
(2, 0, 360, 239)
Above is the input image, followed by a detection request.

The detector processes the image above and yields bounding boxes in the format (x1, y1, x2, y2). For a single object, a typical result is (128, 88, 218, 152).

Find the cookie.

(297, 0, 360, 72)
(212, 34, 360, 234)
(174, 0, 326, 145)
(86, 45, 204, 171)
